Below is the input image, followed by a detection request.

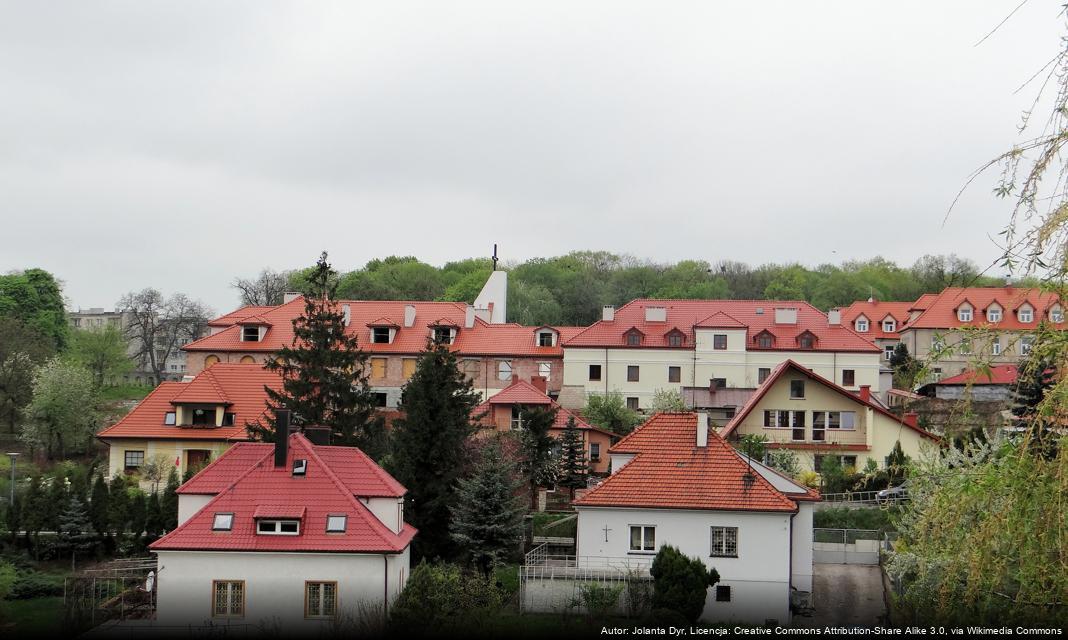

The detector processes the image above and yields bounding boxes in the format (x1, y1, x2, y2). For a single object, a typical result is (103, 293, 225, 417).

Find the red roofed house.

(838, 299, 913, 364)
(150, 426, 414, 631)
(920, 364, 1019, 402)
(560, 300, 880, 412)
(550, 412, 818, 624)
(718, 360, 939, 473)
(97, 363, 282, 485)
(473, 377, 619, 474)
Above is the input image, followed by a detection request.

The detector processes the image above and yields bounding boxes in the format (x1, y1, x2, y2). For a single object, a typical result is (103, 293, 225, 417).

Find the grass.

(3, 596, 63, 637)
(531, 513, 577, 538)
(813, 506, 897, 533)
(98, 384, 152, 403)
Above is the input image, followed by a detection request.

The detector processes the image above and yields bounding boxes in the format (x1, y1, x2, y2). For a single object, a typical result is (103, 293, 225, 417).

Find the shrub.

(580, 583, 623, 618)
(389, 561, 503, 635)
(9, 570, 65, 599)
(649, 545, 719, 623)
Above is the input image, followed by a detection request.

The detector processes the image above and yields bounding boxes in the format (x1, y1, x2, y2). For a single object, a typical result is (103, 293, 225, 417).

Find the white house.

(572, 412, 818, 625)
(150, 428, 415, 633)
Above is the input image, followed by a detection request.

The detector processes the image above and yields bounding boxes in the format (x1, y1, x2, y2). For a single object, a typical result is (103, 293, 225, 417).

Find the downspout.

(383, 555, 389, 619)
(788, 511, 795, 600)
(691, 325, 697, 409)
(604, 349, 609, 394)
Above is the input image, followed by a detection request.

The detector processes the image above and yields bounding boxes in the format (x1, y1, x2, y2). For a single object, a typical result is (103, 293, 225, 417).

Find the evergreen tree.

(391, 342, 481, 560)
(161, 468, 179, 531)
(557, 415, 588, 500)
(57, 495, 95, 571)
(107, 475, 129, 535)
(45, 475, 68, 532)
(889, 343, 921, 390)
(145, 491, 164, 538)
(88, 475, 110, 536)
(884, 440, 910, 485)
(650, 545, 720, 623)
(517, 405, 558, 509)
(450, 441, 526, 574)
(21, 474, 46, 552)
(128, 491, 147, 537)
(1010, 359, 1058, 459)
(250, 252, 384, 456)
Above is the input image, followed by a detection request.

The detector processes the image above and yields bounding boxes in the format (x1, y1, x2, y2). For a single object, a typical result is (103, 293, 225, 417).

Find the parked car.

(876, 484, 909, 504)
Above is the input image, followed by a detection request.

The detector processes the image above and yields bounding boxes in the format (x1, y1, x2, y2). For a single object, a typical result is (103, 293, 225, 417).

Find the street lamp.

(6, 453, 19, 509)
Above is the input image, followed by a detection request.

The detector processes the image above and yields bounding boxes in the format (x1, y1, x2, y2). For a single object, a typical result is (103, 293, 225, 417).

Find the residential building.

(473, 377, 619, 474)
(96, 363, 281, 483)
(839, 299, 912, 364)
(560, 300, 881, 411)
(151, 430, 414, 631)
(68, 307, 201, 385)
(718, 360, 939, 472)
(918, 364, 1019, 402)
(570, 412, 818, 624)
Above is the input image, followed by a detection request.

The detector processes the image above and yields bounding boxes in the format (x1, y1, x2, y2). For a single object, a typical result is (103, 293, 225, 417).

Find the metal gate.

(813, 528, 882, 565)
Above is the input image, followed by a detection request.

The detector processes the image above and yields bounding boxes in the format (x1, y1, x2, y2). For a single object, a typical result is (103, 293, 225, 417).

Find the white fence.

(519, 544, 653, 615)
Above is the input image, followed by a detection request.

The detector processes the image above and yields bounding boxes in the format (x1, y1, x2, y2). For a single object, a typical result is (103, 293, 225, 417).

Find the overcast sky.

(0, 1, 1061, 314)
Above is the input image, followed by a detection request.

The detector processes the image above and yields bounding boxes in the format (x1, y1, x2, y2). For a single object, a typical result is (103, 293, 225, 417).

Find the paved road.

(801, 563, 887, 627)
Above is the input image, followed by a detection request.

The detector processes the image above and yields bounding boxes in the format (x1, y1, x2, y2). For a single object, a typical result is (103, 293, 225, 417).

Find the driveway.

(802, 564, 887, 627)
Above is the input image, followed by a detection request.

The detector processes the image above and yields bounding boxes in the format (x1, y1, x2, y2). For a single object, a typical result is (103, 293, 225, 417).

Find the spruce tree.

(250, 252, 384, 456)
(450, 441, 526, 574)
(391, 342, 481, 560)
(57, 495, 95, 571)
(160, 468, 179, 532)
(88, 475, 110, 536)
(129, 491, 147, 537)
(22, 475, 46, 553)
(1010, 359, 1058, 458)
(45, 475, 68, 532)
(558, 415, 588, 500)
(145, 491, 164, 538)
(108, 475, 129, 535)
(517, 405, 558, 509)
(650, 545, 720, 623)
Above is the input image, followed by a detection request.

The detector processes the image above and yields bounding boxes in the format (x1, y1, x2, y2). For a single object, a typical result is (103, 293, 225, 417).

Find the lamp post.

(6, 452, 18, 509)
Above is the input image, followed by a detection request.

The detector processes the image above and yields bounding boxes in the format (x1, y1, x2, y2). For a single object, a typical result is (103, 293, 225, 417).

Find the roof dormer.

(753, 329, 776, 349)
(955, 300, 974, 323)
(880, 315, 897, 333)
(795, 330, 818, 350)
(429, 319, 459, 345)
(1016, 302, 1034, 323)
(238, 319, 270, 342)
(664, 327, 687, 348)
(534, 326, 559, 348)
(367, 317, 399, 345)
(854, 314, 870, 332)
(623, 327, 645, 347)
(1050, 303, 1064, 324)
(984, 301, 1003, 323)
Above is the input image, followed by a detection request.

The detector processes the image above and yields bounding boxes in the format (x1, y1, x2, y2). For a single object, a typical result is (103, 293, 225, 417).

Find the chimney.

(283, 292, 301, 304)
(827, 308, 841, 325)
(645, 306, 667, 322)
(774, 308, 798, 325)
(342, 304, 351, 327)
(903, 412, 918, 428)
(859, 385, 871, 402)
(602, 305, 615, 322)
(696, 412, 709, 448)
(274, 409, 291, 468)
(531, 376, 548, 394)
(403, 304, 416, 328)
(464, 305, 476, 329)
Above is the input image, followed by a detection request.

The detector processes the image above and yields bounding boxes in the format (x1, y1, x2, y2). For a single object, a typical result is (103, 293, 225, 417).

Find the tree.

(583, 392, 643, 435)
(250, 253, 384, 455)
(57, 495, 95, 571)
(67, 325, 133, 387)
(0, 317, 54, 433)
(21, 474, 46, 552)
(232, 268, 291, 306)
(138, 454, 173, 494)
(108, 475, 129, 535)
(0, 268, 68, 349)
(766, 449, 801, 477)
(161, 468, 179, 531)
(19, 359, 99, 459)
(128, 490, 147, 537)
(88, 475, 110, 536)
(450, 441, 526, 574)
(117, 288, 210, 385)
(884, 441, 909, 486)
(889, 343, 922, 390)
(389, 561, 503, 634)
(391, 342, 481, 561)
(649, 388, 687, 413)
(649, 545, 720, 623)
(145, 491, 164, 538)
(818, 455, 847, 493)
(734, 434, 767, 461)
(557, 415, 588, 499)
(516, 405, 558, 509)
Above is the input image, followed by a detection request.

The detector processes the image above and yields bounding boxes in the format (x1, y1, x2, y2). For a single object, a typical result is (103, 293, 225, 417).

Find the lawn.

(3, 596, 64, 637)
(98, 384, 152, 403)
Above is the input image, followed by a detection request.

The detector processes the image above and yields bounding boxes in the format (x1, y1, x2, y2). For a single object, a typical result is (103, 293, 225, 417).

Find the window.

(959, 339, 971, 355)
(1052, 308, 1064, 323)
(257, 520, 300, 535)
(629, 525, 655, 552)
(1019, 307, 1034, 323)
(667, 333, 684, 347)
(242, 326, 260, 342)
(170, 364, 177, 371)
(812, 411, 856, 437)
(764, 410, 805, 440)
(590, 443, 601, 461)
(756, 334, 773, 348)
(710, 526, 738, 558)
(713, 334, 727, 350)
(212, 513, 234, 531)
(811, 412, 825, 442)
(191, 408, 214, 426)
(373, 392, 388, 407)
(164, 412, 176, 425)
(305, 581, 337, 619)
(715, 585, 731, 602)
(626, 397, 639, 411)
(789, 380, 805, 399)
(842, 370, 855, 387)
(931, 367, 943, 382)
(221, 412, 235, 426)
(668, 366, 681, 383)
(402, 358, 417, 379)
(372, 327, 391, 344)
(932, 336, 945, 351)
(1021, 336, 1034, 355)
(992, 337, 1001, 356)
(212, 581, 244, 618)
(510, 406, 524, 430)
(326, 515, 347, 533)
(589, 364, 602, 381)
(626, 331, 642, 346)
(987, 308, 1002, 323)
(855, 319, 869, 332)
(884, 345, 895, 361)
(538, 332, 554, 347)
(882, 320, 896, 332)
(292, 459, 307, 476)
(433, 327, 453, 344)
(239, 355, 256, 364)
(709, 378, 726, 390)
(798, 334, 814, 349)
(627, 366, 639, 382)
(498, 361, 512, 381)
(370, 357, 387, 379)
(815, 455, 857, 472)
(757, 368, 771, 384)
(539, 362, 552, 380)
(958, 307, 973, 322)
(124, 450, 144, 470)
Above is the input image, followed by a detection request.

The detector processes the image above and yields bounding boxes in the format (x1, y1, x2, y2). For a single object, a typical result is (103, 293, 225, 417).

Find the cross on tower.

(491, 243, 499, 271)
(603, 524, 612, 542)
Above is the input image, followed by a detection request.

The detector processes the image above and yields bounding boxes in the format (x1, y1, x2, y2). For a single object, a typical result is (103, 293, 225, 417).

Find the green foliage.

(8, 570, 65, 599)
(649, 545, 719, 623)
(0, 317, 55, 434)
(814, 506, 895, 533)
(818, 454, 849, 493)
(253, 252, 385, 456)
(765, 448, 801, 477)
(583, 392, 643, 435)
(450, 441, 526, 574)
(57, 495, 96, 568)
(889, 343, 922, 390)
(885, 441, 909, 485)
(19, 359, 100, 459)
(649, 388, 686, 413)
(161, 467, 179, 531)
(734, 434, 767, 461)
(88, 475, 109, 536)
(516, 405, 558, 508)
(557, 415, 588, 496)
(66, 325, 133, 387)
(0, 559, 16, 600)
(389, 561, 504, 635)
(0, 268, 68, 349)
(579, 582, 623, 618)
(391, 342, 481, 561)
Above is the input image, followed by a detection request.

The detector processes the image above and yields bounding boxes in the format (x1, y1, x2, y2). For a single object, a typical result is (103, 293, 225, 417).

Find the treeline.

(237, 252, 1023, 326)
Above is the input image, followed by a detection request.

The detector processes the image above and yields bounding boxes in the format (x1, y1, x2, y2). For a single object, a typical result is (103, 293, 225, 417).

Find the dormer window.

(987, 308, 1002, 323)
(242, 326, 260, 342)
(292, 459, 307, 476)
(755, 331, 774, 349)
(625, 329, 643, 346)
(372, 327, 391, 344)
(882, 320, 896, 332)
(326, 515, 347, 533)
(191, 408, 215, 426)
(798, 333, 815, 349)
(1019, 306, 1034, 323)
(257, 519, 300, 535)
(666, 330, 686, 347)
(1052, 307, 1064, 323)
(537, 331, 556, 347)
(855, 319, 869, 332)
(433, 327, 454, 345)
(957, 307, 973, 322)
(212, 513, 234, 531)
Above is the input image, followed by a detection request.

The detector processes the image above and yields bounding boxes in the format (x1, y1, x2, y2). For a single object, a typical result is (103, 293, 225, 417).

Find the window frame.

(987, 308, 1002, 323)
(789, 380, 805, 399)
(256, 519, 301, 536)
(589, 442, 601, 461)
(212, 580, 245, 618)
(842, 369, 855, 387)
(628, 525, 656, 554)
(627, 365, 640, 382)
(626, 397, 639, 411)
(304, 581, 338, 620)
(212, 513, 234, 531)
(371, 327, 391, 344)
(882, 320, 896, 333)
(713, 334, 728, 350)
(757, 367, 771, 384)
(1019, 307, 1034, 323)
(241, 326, 260, 342)
(710, 526, 739, 558)
(538, 362, 552, 380)
(538, 331, 555, 347)
(958, 307, 973, 322)
(588, 364, 602, 381)
(124, 450, 145, 471)
(325, 515, 347, 533)
(668, 366, 681, 383)
(164, 411, 176, 425)
(715, 585, 732, 602)
(497, 361, 512, 381)
(855, 319, 869, 332)
(370, 357, 387, 379)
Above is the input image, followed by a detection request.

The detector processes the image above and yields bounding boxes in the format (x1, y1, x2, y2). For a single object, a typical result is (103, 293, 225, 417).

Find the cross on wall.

(603, 524, 612, 542)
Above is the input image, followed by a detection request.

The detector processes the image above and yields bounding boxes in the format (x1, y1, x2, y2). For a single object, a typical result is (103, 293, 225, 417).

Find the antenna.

(492, 244, 499, 271)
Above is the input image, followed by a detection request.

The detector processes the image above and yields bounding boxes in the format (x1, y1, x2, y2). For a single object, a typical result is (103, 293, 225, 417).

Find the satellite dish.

(144, 571, 155, 592)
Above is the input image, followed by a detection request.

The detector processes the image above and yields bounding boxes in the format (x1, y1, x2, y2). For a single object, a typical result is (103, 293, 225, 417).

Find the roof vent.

(755, 307, 764, 315)
(342, 304, 351, 327)
(403, 304, 417, 328)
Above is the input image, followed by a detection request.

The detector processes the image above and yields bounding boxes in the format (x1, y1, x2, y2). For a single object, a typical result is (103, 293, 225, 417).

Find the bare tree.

(232, 268, 290, 306)
(117, 289, 211, 384)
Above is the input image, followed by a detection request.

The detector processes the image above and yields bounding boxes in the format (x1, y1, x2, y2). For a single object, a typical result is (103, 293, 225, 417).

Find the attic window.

(987, 309, 1001, 323)
(433, 327, 453, 344)
(326, 515, 347, 533)
(164, 412, 176, 425)
(957, 307, 973, 322)
(221, 412, 235, 426)
(242, 326, 260, 342)
(1019, 307, 1034, 323)
(756, 333, 774, 349)
(855, 319, 869, 332)
(191, 408, 214, 426)
(798, 334, 815, 349)
(882, 320, 896, 332)
(626, 332, 641, 346)
(212, 513, 234, 531)
(292, 459, 307, 476)
(257, 519, 300, 535)
(372, 327, 391, 344)
(1052, 307, 1064, 323)
(538, 332, 554, 347)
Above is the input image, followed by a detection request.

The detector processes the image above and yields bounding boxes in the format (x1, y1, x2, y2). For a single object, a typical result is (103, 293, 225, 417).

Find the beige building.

(719, 360, 938, 472)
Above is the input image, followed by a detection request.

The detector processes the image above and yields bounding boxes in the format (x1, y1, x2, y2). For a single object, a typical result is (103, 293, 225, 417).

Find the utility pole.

(6, 452, 19, 509)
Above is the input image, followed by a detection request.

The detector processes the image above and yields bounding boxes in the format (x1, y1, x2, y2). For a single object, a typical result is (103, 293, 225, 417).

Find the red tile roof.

(901, 287, 1064, 331)
(936, 364, 1019, 386)
(575, 413, 799, 512)
(152, 433, 414, 553)
(97, 364, 281, 441)
(474, 379, 618, 437)
(840, 301, 912, 340)
(564, 300, 878, 353)
(207, 306, 276, 327)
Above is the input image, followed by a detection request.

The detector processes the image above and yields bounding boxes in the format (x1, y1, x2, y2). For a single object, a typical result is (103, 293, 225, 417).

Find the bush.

(814, 507, 895, 533)
(389, 561, 503, 635)
(649, 545, 719, 623)
(9, 570, 65, 599)
(580, 583, 623, 618)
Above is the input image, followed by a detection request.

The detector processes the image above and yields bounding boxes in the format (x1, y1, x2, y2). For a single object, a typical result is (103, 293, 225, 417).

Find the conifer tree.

(1010, 359, 1058, 458)
(517, 405, 558, 509)
(88, 475, 110, 537)
(57, 495, 95, 571)
(145, 491, 164, 538)
(45, 474, 67, 532)
(250, 252, 384, 456)
(22, 475, 46, 553)
(650, 545, 720, 623)
(450, 441, 526, 574)
(160, 468, 179, 531)
(391, 342, 481, 560)
(128, 491, 147, 537)
(558, 415, 588, 500)
(108, 475, 129, 535)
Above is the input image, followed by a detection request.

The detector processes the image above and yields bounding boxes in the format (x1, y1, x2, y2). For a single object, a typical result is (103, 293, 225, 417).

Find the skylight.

(212, 513, 234, 531)
(326, 515, 347, 533)
(292, 459, 307, 476)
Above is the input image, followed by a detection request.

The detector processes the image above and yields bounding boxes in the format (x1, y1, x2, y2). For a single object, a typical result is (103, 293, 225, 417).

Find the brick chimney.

(903, 412, 918, 428)
(531, 376, 548, 394)
(858, 385, 871, 402)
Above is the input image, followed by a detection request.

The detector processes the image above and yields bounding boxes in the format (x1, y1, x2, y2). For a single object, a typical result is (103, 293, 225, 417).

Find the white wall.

(791, 503, 814, 592)
(575, 506, 793, 624)
(177, 494, 213, 526)
(154, 550, 409, 630)
(473, 271, 507, 323)
(362, 497, 404, 534)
